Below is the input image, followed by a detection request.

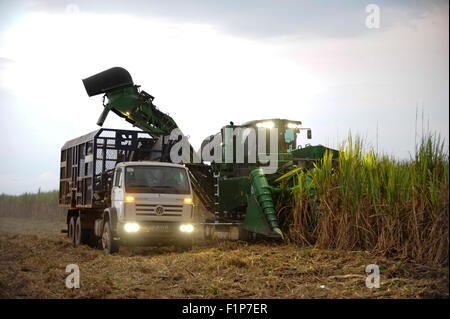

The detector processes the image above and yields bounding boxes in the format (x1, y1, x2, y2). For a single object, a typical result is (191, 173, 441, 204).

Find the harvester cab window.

(285, 129, 295, 152)
(284, 129, 295, 143)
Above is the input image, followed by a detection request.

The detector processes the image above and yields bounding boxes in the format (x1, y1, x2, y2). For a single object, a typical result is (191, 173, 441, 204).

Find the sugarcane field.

(0, 0, 448, 310)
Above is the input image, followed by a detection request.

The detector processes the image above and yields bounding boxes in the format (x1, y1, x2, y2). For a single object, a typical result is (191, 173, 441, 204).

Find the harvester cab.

(204, 119, 317, 240)
(240, 119, 311, 153)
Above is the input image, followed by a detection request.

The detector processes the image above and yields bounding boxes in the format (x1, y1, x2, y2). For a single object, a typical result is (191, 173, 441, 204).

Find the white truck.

(59, 128, 195, 253)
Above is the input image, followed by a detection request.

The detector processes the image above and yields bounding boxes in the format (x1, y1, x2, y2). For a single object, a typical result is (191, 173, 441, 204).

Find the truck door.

(112, 167, 123, 211)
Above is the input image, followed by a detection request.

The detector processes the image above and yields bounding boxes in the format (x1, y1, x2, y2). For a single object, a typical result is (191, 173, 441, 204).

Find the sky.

(0, 0, 448, 195)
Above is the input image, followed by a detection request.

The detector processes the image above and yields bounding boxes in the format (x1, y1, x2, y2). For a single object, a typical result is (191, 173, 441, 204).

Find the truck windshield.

(125, 166, 191, 194)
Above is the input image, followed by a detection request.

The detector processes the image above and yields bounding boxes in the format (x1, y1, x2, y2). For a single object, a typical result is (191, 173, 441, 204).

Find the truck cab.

(98, 161, 195, 253)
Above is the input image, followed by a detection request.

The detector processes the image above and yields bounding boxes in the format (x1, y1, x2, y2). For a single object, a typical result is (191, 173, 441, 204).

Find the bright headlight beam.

(179, 224, 194, 233)
(287, 123, 301, 129)
(124, 223, 140, 232)
(256, 121, 274, 128)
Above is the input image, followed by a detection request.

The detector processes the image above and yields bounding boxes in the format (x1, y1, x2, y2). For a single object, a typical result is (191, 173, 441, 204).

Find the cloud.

(0, 57, 14, 68)
(9, 0, 448, 39)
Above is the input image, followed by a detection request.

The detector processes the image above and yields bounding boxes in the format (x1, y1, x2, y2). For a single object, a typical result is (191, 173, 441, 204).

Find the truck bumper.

(116, 221, 194, 245)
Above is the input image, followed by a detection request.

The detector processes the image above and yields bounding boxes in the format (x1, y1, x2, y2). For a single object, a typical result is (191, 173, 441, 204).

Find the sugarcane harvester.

(82, 67, 338, 240)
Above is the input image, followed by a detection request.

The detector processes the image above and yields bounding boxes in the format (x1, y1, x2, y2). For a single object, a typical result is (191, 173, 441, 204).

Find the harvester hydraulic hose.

(249, 168, 283, 238)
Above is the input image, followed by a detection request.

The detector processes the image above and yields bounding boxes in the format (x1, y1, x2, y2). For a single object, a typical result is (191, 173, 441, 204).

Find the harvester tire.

(68, 216, 76, 245)
(102, 221, 119, 254)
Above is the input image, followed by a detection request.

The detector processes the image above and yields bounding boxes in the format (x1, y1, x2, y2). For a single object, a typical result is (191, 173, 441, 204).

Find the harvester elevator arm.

(82, 67, 177, 135)
(82, 67, 215, 211)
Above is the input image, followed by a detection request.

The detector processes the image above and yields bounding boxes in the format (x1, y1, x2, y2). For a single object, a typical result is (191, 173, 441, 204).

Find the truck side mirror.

(307, 129, 312, 139)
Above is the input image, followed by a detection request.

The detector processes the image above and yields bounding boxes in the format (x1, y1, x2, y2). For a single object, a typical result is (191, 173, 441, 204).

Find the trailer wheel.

(102, 221, 119, 254)
(75, 217, 98, 248)
(68, 216, 76, 245)
(74, 217, 89, 247)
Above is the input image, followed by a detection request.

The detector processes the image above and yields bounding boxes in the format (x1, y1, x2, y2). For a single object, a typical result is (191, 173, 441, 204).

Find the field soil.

(0, 217, 448, 299)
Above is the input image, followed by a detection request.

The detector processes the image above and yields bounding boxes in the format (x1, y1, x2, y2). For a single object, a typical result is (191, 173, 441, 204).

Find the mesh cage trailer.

(59, 128, 169, 209)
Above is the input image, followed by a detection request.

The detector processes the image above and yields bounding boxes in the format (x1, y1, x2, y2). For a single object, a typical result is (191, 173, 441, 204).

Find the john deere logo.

(155, 206, 164, 216)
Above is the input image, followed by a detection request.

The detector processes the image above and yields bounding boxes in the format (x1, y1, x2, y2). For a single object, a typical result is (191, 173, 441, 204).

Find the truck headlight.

(184, 197, 193, 204)
(125, 196, 135, 202)
(179, 224, 194, 233)
(124, 222, 140, 232)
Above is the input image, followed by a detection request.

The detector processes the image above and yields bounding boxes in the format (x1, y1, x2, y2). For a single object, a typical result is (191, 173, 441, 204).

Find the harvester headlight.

(179, 224, 194, 233)
(184, 197, 193, 204)
(124, 222, 140, 232)
(287, 123, 301, 129)
(125, 196, 135, 202)
(256, 121, 274, 129)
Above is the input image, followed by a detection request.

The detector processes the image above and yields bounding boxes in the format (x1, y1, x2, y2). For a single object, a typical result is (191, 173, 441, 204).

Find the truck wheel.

(74, 217, 88, 247)
(75, 218, 97, 248)
(102, 221, 119, 254)
(68, 216, 76, 245)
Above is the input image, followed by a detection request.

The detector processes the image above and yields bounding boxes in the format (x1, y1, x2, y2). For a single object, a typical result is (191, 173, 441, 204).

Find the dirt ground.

(0, 217, 448, 299)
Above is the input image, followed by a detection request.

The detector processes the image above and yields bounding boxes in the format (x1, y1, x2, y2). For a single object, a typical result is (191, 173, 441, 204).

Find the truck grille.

(135, 204, 183, 216)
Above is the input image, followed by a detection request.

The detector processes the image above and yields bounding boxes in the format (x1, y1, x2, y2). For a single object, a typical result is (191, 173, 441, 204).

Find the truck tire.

(74, 217, 90, 247)
(102, 221, 119, 254)
(68, 216, 76, 245)
(74, 217, 98, 248)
